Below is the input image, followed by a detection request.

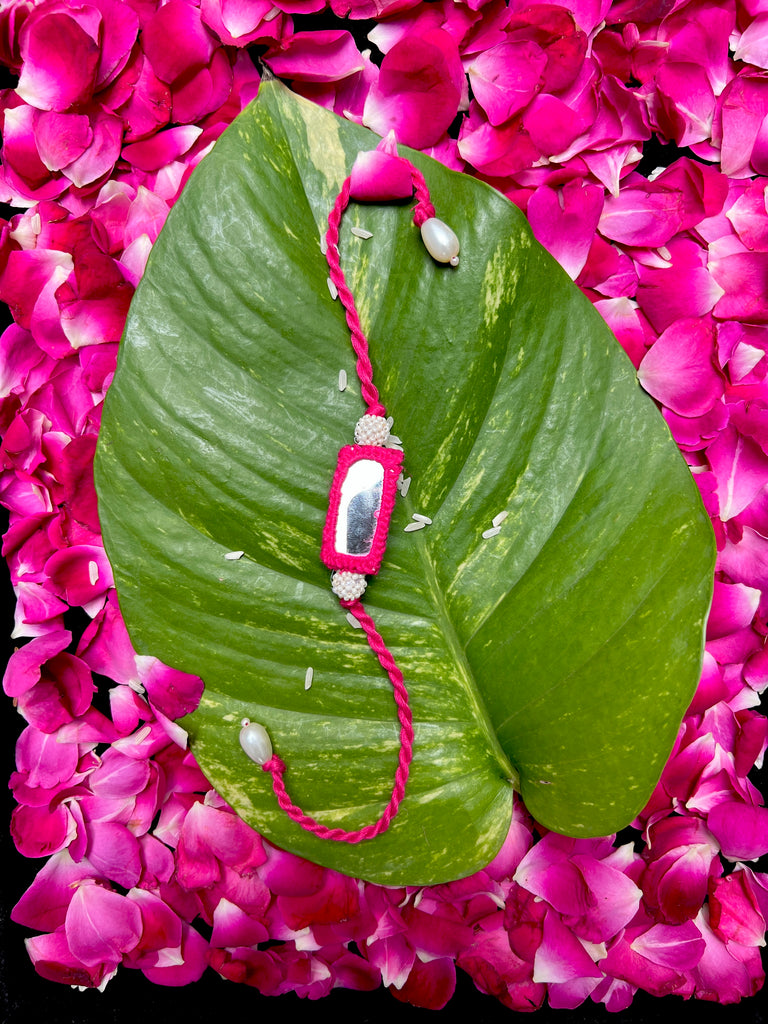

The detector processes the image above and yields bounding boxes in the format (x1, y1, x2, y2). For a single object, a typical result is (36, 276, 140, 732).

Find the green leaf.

(95, 81, 715, 885)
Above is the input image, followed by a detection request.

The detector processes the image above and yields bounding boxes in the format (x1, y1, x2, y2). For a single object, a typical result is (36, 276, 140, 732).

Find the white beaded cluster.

(331, 570, 367, 601)
(354, 414, 390, 446)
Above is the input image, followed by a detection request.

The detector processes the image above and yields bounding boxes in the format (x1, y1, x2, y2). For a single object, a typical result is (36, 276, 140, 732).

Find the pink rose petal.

(363, 29, 465, 149)
(638, 319, 724, 417)
(17, 9, 100, 111)
(65, 883, 142, 966)
(707, 800, 768, 861)
(467, 40, 546, 126)
(349, 133, 415, 202)
(266, 30, 364, 82)
(142, 0, 216, 84)
(527, 179, 604, 280)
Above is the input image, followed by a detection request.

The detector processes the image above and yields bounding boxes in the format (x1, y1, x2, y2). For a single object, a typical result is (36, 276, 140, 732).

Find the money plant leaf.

(95, 81, 715, 885)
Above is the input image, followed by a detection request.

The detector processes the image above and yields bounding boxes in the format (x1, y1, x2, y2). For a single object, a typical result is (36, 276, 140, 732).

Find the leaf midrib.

(402, 488, 519, 787)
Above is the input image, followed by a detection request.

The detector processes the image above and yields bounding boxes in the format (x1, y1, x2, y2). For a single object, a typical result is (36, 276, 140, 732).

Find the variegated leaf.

(95, 81, 714, 885)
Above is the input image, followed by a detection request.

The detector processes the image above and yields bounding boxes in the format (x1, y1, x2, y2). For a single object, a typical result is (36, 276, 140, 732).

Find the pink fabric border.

(321, 444, 404, 575)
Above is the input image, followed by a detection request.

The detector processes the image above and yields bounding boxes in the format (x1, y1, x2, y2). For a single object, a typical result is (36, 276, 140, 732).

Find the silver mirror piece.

(335, 458, 384, 556)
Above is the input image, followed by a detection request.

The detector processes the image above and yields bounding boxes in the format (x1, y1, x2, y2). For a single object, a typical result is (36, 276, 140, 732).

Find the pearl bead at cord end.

(239, 721, 273, 765)
(420, 217, 460, 265)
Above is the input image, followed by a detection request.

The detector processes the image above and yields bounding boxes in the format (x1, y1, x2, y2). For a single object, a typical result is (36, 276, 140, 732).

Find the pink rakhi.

(238, 155, 460, 843)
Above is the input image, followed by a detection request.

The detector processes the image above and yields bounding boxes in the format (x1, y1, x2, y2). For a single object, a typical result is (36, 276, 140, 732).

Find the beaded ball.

(354, 414, 390, 446)
(331, 570, 367, 601)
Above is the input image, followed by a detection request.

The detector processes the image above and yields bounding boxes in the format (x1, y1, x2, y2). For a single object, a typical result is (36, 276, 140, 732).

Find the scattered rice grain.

(327, 276, 338, 300)
(404, 521, 425, 532)
(400, 476, 412, 497)
(319, 235, 328, 254)
(351, 226, 373, 239)
(304, 667, 313, 690)
(492, 511, 508, 528)
(386, 416, 394, 429)
(482, 526, 502, 539)
(412, 513, 432, 524)
(224, 550, 244, 560)
(338, 369, 347, 391)
(346, 611, 363, 629)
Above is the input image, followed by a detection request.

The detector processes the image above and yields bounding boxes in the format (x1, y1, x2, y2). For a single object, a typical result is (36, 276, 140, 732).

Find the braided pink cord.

(325, 167, 435, 417)
(261, 600, 415, 842)
(259, 169, 435, 841)
(325, 177, 384, 417)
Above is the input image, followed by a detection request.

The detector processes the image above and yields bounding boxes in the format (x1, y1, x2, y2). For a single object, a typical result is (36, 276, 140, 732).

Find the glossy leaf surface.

(95, 81, 715, 885)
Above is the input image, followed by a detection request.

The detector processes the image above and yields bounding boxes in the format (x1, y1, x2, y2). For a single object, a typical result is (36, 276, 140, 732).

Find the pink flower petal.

(692, 909, 765, 1002)
(363, 29, 464, 149)
(84, 821, 142, 889)
(527, 179, 604, 280)
(629, 919, 705, 971)
(12, 850, 95, 932)
(15, 723, 80, 791)
(467, 40, 546, 126)
(176, 801, 265, 889)
(711, 252, 768, 322)
(26, 927, 117, 988)
(652, 62, 716, 148)
(349, 146, 415, 202)
(266, 30, 364, 82)
(708, 870, 767, 947)
(89, 0, 139, 90)
(62, 111, 123, 188)
(211, 896, 270, 947)
(65, 883, 142, 966)
(706, 580, 761, 640)
(523, 93, 592, 157)
(34, 111, 92, 171)
(122, 126, 203, 173)
(44, 544, 113, 614)
(2, 629, 70, 697)
(12, 800, 77, 858)
(201, 0, 282, 46)
(17, 9, 100, 111)
(124, 888, 184, 968)
(390, 955, 456, 1010)
(717, 71, 768, 178)
(138, 659, 204, 720)
(637, 318, 724, 417)
(707, 426, 768, 521)
(532, 910, 602, 983)
(142, 0, 216, 84)
(707, 800, 768, 861)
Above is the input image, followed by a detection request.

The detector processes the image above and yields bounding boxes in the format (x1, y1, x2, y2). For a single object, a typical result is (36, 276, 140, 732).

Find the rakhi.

(238, 157, 460, 842)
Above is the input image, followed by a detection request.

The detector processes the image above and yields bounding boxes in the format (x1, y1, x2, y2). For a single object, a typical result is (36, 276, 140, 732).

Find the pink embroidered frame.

(321, 444, 404, 576)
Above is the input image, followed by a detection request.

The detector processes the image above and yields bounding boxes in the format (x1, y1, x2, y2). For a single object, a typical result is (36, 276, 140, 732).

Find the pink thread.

(261, 161, 436, 842)
(262, 600, 414, 843)
(325, 166, 436, 417)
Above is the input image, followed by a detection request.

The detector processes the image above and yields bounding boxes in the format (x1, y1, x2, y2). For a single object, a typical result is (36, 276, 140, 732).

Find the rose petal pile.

(1, 0, 767, 1011)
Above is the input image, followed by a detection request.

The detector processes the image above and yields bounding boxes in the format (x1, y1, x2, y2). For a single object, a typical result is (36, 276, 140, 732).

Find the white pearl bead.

(239, 721, 273, 764)
(420, 218, 460, 265)
(331, 570, 367, 601)
(354, 415, 390, 446)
